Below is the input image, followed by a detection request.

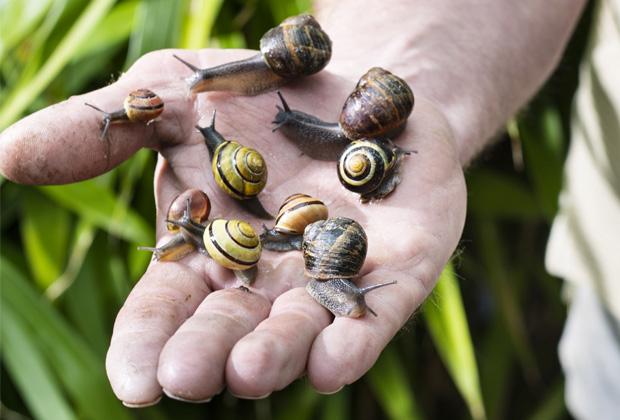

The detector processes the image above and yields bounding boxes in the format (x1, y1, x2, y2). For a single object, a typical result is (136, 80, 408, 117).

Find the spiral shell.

(274, 193, 328, 234)
(302, 217, 367, 280)
(338, 138, 397, 196)
(203, 219, 262, 271)
(260, 14, 332, 78)
(339, 67, 414, 140)
(124, 89, 164, 123)
(212, 140, 268, 200)
(166, 189, 211, 232)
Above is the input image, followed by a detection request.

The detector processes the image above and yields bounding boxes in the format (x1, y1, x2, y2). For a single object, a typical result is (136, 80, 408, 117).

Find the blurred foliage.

(0, 0, 593, 419)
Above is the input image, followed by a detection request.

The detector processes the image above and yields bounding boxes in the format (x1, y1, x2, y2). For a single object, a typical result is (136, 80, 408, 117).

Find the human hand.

(0, 49, 466, 406)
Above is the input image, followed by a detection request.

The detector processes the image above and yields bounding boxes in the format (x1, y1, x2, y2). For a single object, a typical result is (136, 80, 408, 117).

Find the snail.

(272, 67, 414, 161)
(146, 197, 262, 284)
(260, 193, 328, 251)
(196, 111, 272, 219)
(173, 14, 332, 95)
(302, 217, 396, 317)
(137, 189, 211, 261)
(338, 138, 414, 202)
(84, 89, 163, 138)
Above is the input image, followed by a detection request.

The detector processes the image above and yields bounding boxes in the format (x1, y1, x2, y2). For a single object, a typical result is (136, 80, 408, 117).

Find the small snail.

(138, 189, 211, 261)
(84, 89, 163, 138)
(173, 14, 332, 95)
(196, 111, 272, 219)
(260, 193, 328, 251)
(302, 217, 396, 317)
(166, 198, 262, 284)
(338, 138, 413, 202)
(272, 67, 414, 160)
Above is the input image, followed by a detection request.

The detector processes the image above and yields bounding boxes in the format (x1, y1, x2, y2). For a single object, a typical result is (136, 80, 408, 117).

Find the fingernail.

(122, 395, 162, 408)
(163, 388, 212, 404)
(316, 385, 344, 395)
(229, 391, 272, 400)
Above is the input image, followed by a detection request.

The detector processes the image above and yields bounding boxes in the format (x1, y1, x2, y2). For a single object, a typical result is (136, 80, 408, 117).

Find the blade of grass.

(38, 180, 153, 244)
(1, 257, 132, 420)
(320, 387, 350, 420)
(423, 264, 487, 420)
(527, 381, 566, 420)
(274, 382, 320, 420)
(366, 345, 423, 420)
(20, 190, 70, 289)
(0, 0, 53, 62)
(0, 0, 116, 129)
(1, 304, 77, 420)
(181, 0, 224, 49)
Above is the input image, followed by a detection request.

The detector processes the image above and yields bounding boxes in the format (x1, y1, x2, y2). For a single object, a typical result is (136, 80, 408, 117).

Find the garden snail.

(137, 189, 211, 261)
(173, 14, 332, 95)
(196, 111, 272, 219)
(84, 89, 163, 138)
(338, 138, 413, 202)
(260, 193, 328, 251)
(272, 67, 414, 160)
(302, 217, 396, 317)
(166, 198, 262, 284)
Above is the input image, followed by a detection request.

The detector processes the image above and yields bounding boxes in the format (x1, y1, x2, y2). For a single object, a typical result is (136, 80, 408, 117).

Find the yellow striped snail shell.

(196, 111, 272, 219)
(260, 193, 328, 251)
(84, 89, 164, 138)
(272, 67, 414, 160)
(338, 138, 412, 202)
(302, 217, 396, 317)
(173, 14, 332, 95)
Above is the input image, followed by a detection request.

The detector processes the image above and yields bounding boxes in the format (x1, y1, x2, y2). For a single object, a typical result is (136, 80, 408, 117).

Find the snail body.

(138, 190, 211, 261)
(302, 217, 396, 317)
(85, 89, 163, 138)
(260, 193, 328, 251)
(338, 138, 412, 202)
(196, 112, 272, 219)
(174, 14, 331, 95)
(272, 67, 414, 161)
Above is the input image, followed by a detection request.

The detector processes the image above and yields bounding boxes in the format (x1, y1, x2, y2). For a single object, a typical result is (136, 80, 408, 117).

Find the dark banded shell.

(123, 89, 164, 123)
(212, 141, 268, 200)
(203, 219, 261, 271)
(338, 138, 396, 195)
(274, 193, 328, 234)
(166, 189, 211, 232)
(339, 67, 414, 140)
(302, 217, 367, 280)
(260, 14, 332, 78)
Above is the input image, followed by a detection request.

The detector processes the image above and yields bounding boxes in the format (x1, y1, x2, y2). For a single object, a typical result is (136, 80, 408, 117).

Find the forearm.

(315, 0, 586, 166)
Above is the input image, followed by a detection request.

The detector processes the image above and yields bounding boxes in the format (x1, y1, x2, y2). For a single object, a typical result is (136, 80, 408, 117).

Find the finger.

(0, 51, 194, 185)
(105, 261, 210, 407)
(306, 264, 436, 393)
(157, 287, 271, 402)
(225, 287, 332, 398)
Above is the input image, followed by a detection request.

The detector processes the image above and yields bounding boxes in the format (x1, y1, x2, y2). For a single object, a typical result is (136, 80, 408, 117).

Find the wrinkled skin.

(0, 49, 466, 406)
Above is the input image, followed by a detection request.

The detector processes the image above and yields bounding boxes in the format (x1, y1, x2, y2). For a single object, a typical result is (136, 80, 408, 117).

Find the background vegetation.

(0, 1, 592, 419)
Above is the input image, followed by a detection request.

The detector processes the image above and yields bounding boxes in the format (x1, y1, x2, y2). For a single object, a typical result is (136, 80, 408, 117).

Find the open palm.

(0, 49, 466, 406)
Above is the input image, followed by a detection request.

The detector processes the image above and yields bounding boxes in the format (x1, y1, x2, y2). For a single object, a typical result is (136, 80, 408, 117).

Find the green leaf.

(38, 180, 153, 244)
(1, 304, 77, 420)
(181, 0, 224, 49)
(74, 1, 140, 60)
(0, 0, 116, 129)
(367, 346, 423, 420)
(0, 0, 53, 62)
(320, 387, 350, 420)
(1, 257, 132, 420)
(125, 0, 185, 67)
(467, 169, 542, 220)
(20, 190, 70, 289)
(423, 264, 486, 420)
(274, 382, 320, 420)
